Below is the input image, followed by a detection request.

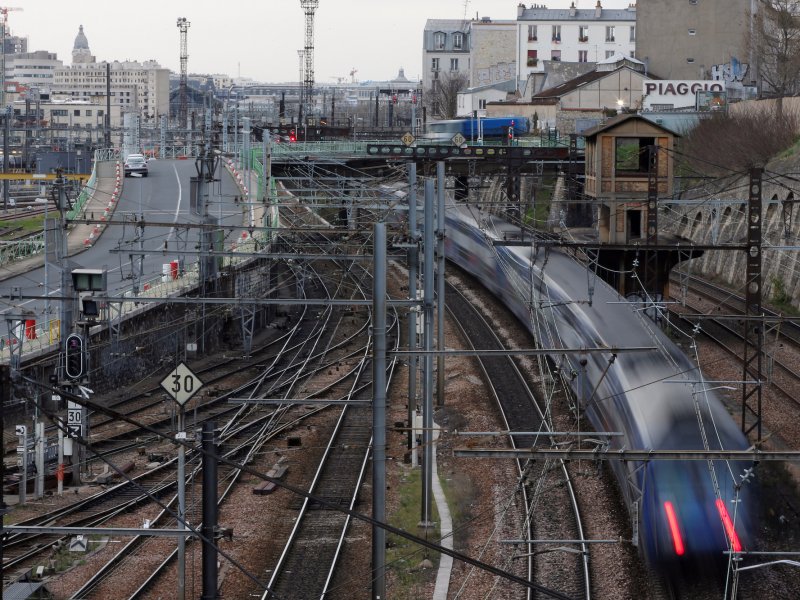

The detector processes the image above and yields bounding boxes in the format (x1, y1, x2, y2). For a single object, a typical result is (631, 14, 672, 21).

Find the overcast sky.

(13, 0, 632, 83)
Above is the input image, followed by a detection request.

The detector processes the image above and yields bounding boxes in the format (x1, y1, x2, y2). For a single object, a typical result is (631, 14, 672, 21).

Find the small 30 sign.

(160, 362, 203, 406)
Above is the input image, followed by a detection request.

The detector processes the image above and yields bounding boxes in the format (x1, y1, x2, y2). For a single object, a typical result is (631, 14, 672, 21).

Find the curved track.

(445, 276, 590, 599)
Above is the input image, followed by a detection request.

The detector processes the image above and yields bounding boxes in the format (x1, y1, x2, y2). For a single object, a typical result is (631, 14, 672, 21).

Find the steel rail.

(446, 280, 591, 600)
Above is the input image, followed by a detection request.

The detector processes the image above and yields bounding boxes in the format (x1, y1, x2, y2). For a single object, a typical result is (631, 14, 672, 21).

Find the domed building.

(53, 24, 170, 121)
(72, 25, 95, 64)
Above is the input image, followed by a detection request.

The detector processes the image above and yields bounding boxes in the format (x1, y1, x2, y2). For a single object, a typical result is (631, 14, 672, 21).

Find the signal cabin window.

(615, 137, 655, 176)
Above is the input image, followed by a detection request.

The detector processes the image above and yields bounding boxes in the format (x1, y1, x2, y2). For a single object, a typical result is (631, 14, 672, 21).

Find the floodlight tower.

(300, 0, 318, 124)
(177, 17, 191, 130)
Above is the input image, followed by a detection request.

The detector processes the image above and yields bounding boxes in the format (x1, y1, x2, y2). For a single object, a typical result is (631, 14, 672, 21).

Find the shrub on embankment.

(677, 105, 800, 177)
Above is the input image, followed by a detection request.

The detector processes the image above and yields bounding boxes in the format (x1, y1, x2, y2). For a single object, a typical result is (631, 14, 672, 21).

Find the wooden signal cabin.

(581, 114, 689, 299)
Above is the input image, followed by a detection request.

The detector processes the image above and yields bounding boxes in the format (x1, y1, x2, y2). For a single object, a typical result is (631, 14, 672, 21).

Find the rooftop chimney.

(595, 0, 602, 18)
(518, 3, 526, 18)
(570, 1, 577, 17)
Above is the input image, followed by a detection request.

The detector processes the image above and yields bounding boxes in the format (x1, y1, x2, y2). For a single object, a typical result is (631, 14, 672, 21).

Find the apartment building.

(517, 2, 637, 88)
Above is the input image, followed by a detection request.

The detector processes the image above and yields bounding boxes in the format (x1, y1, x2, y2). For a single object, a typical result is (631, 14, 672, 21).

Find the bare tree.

(752, 0, 800, 97)
(425, 71, 469, 119)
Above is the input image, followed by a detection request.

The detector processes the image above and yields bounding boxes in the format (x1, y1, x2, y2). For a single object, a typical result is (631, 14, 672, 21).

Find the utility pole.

(372, 222, 387, 600)
(201, 421, 218, 600)
(105, 62, 111, 148)
(177, 18, 190, 131)
(407, 163, 418, 451)
(2, 104, 9, 210)
(436, 161, 446, 406)
(1, 364, 9, 569)
(192, 134, 219, 352)
(54, 172, 74, 347)
(742, 167, 764, 440)
(420, 180, 435, 528)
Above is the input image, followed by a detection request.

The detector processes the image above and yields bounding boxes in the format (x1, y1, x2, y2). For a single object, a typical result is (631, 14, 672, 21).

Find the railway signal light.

(64, 333, 84, 380)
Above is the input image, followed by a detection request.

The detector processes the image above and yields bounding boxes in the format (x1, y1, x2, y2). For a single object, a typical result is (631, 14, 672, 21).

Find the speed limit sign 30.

(160, 362, 203, 406)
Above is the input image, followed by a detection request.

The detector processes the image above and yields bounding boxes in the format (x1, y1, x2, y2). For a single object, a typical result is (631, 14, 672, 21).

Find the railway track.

(2, 245, 363, 586)
(445, 275, 590, 599)
(260, 226, 403, 598)
(73, 215, 392, 598)
(667, 274, 800, 411)
(74, 405, 323, 600)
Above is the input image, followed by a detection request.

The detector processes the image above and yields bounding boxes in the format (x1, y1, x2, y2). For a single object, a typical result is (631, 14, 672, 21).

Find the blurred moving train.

(421, 116, 529, 142)
(444, 204, 758, 572)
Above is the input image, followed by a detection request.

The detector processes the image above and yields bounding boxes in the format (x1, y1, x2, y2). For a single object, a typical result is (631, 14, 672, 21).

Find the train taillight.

(715, 498, 742, 553)
(663, 501, 685, 556)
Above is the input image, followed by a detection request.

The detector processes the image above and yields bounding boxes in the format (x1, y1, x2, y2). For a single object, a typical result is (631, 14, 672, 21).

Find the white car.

(124, 154, 148, 177)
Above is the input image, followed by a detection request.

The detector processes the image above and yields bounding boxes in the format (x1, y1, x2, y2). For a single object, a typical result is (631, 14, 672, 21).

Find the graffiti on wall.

(476, 62, 515, 86)
(711, 57, 749, 83)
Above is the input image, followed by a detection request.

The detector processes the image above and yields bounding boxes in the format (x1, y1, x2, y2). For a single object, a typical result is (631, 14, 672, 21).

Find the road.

(0, 158, 248, 327)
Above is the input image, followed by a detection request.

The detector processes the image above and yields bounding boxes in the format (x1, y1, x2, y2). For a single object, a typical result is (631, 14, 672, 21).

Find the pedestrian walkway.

(432, 423, 454, 600)
(0, 160, 119, 282)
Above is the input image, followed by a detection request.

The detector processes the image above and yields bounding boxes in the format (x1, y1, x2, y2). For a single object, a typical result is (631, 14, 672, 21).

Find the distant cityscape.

(0, 0, 772, 160)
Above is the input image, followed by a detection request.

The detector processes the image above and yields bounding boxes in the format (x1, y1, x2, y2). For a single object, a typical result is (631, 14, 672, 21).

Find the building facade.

(469, 18, 517, 88)
(636, 0, 755, 85)
(517, 2, 637, 84)
(6, 51, 63, 87)
(51, 26, 170, 121)
(422, 19, 472, 95)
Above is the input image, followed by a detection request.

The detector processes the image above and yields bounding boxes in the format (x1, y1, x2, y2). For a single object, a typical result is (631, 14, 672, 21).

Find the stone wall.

(662, 173, 800, 310)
